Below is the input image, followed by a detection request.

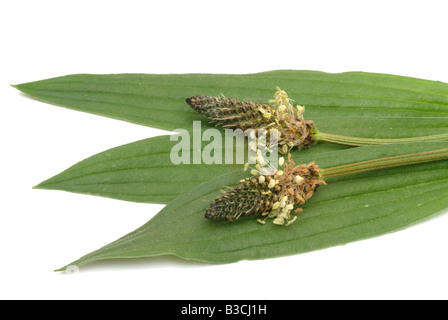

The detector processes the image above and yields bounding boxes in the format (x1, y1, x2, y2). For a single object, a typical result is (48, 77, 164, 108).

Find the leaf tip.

(11, 83, 27, 94)
(54, 264, 80, 273)
(33, 180, 54, 190)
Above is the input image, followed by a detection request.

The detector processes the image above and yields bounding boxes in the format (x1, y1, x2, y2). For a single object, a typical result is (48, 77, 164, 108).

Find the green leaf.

(14, 71, 448, 138)
(58, 142, 448, 269)
(35, 134, 346, 203)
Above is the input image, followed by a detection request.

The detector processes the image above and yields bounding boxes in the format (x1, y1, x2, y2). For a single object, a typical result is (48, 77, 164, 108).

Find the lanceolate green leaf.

(14, 71, 448, 138)
(35, 134, 346, 203)
(58, 142, 448, 269)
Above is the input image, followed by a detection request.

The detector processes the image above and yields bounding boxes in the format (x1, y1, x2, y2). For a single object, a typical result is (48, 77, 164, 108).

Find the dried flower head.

(186, 87, 316, 152)
(205, 154, 327, 226)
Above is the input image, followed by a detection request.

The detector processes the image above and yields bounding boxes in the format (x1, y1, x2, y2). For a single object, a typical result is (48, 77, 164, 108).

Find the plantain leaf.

(14, 71, 448, 138)
(34, 133, 346, 203)
(58, 142, 448, 269)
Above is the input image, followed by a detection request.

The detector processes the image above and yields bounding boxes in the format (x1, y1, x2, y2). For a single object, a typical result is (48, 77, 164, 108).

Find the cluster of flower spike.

(186, 87, 316, 152)
(189, 87, 327, 225)
(205, 154, 327, 226)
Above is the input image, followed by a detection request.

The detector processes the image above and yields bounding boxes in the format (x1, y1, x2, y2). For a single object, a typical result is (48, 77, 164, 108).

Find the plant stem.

(315, 131, 448, 147)
(321, 148, 448, 178)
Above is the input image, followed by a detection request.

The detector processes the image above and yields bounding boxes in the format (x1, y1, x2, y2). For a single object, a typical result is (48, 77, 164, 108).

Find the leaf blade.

(14, 71, 448, 137)
(58, 142, 448, 269)
(35, 134, 346, 203)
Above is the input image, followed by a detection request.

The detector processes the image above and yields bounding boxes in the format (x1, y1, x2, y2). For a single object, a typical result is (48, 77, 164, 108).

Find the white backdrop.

(1, 0, 447, 300)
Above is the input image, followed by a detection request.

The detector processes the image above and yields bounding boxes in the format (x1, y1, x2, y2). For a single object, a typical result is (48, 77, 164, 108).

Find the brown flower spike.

(205, 154, 327, 226)
(186, 87, 316, 152)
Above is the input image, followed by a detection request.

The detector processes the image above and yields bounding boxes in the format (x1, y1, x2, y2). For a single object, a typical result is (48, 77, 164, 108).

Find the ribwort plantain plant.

(12, 71, 448, 269)
(187, 87, 448, 153)
(207, 148, 448, 226)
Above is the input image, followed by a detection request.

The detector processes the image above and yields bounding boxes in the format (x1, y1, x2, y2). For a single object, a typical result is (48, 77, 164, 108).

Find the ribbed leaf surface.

(58, 142, 448, 269)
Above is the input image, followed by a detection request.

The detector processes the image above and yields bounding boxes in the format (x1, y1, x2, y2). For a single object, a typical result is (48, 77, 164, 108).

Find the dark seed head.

(186, 94, 317, 150)
(205, 155, 327, 224)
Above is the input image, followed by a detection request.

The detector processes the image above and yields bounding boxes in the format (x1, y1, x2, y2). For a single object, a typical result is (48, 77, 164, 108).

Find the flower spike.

(205, 154, 326, 226)
(186, 88, 316, 152)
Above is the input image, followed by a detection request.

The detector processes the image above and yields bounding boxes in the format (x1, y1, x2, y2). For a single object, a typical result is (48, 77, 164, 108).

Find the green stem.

(321, 148, 448, 178)
(315, 131, 448, 147)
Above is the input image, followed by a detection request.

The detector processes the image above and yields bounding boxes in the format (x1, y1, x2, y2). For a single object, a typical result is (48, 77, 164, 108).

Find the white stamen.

(279, 157, 285, 166)
(295, 175, 304, 184)
(273, 217, 285, 225)
(285, 216, 297, 226)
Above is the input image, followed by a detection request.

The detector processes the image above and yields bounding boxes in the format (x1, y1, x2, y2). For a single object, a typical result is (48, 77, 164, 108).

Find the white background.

(1, 0, 448, 300)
